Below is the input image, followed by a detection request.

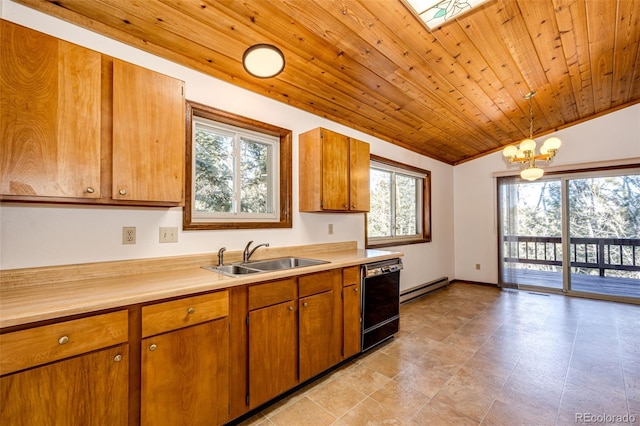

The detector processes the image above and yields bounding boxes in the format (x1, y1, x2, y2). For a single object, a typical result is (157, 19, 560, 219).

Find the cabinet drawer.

(249, 279, 295, 311)
(0, 310, 128, 376)
(142, 290, 229, 338)
(299, 269, 340, 298)
(343, 266, 360, 287)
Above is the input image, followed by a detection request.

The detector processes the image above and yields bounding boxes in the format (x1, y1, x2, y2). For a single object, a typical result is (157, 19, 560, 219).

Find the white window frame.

(191, 117, 280, 223)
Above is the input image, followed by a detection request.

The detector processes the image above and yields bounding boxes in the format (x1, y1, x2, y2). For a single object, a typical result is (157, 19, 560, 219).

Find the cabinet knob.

(303, 302, 308, 308)
(118, 189, 126, 195)
(149, 344, 157, 351)
(113, 354, 123, 362)
(288, 306, 293, 311)
(343, 203, 348, 208)
(351, 204, 356, 209)
(354, 287, 359, 292)
(187, 307, 195, 315)
(86, 187, 95, 194)
(58, 335, 69, 345)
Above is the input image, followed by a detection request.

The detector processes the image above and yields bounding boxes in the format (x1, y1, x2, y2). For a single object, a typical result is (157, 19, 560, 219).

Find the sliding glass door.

(499, 177, 563, 291)
(499, 167, 640, 302)
(566, 173, 640, 298)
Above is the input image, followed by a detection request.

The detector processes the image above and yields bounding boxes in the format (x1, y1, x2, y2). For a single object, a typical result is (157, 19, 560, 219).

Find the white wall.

(0, 0, 455, 292)
(453, 104, 640, 284)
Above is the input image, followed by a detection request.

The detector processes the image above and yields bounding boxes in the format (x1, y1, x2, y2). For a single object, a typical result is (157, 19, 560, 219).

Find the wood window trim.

(365, 154, 432, 248)
(184, 101, 292, 230)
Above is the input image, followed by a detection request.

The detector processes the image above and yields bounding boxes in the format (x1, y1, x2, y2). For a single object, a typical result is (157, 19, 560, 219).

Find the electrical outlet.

(122, 227, 136, 245)
(475, 263, 481, 270)
(328, 224, 334, 235)
(159, 227, 178, 243)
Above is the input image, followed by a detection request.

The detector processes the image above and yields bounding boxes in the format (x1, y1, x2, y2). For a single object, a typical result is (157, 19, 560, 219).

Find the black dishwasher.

(361, 258, 403, 351)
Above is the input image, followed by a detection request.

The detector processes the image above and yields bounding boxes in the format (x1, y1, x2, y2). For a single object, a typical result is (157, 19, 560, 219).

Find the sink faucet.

(243, 241, 269, 262)
(217, 247, 226, 266)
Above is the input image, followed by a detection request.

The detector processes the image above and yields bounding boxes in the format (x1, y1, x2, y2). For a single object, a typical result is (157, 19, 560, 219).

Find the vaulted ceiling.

(15, 0, 640, 165)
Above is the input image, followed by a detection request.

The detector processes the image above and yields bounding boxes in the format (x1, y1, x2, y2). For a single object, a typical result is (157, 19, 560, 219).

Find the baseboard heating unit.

(400, 277, 449, 304)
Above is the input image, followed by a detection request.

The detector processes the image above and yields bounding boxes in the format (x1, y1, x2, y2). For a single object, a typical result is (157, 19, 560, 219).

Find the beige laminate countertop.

(0, 246, 402, 329)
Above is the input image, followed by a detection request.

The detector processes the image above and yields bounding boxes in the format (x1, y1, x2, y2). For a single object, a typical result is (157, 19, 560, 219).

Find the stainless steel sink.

(201, 264, 263, 277)
(244, 257, 329, 271)
(202, 256, 329, 277)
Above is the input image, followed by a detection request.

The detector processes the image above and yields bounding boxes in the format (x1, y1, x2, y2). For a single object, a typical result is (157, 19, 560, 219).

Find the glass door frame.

(498, 165, 640, 305)
(562, 168, 640, 304)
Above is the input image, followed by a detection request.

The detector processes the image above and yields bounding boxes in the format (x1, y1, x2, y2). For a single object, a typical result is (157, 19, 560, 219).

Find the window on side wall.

(366, 155, 431, 248)
(184, 101, 292, 230)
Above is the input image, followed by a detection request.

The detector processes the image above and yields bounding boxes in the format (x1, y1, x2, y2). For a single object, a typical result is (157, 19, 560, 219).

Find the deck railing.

(503, 236, 640, 276)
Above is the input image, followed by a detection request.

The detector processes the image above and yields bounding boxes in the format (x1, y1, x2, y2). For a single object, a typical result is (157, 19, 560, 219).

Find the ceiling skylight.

(403, 0, 490, 30)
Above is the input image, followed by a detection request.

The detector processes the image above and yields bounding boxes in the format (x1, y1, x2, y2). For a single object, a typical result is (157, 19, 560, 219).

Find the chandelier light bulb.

(520, 167, 544, 181)
(502, 145, 518, 158)
(519, 138, 536, 153)
(542, 137, 562, 151)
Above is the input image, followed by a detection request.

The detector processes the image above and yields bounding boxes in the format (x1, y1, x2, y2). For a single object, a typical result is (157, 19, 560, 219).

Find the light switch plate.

(159, 227, 178, 243)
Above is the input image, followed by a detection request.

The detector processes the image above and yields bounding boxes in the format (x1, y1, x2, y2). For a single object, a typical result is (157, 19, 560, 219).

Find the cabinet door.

(0, 345, 128, 425)
(141, 318, 229, 426)
(321, 129, 350, 210)
(112, 59, 185, 203)
(248, 301, 297, 409)
(0, 20, 101, 198)
(343, 284, 362, 358)
(349, 138, 370, 211)
(299, 290, 341, 382)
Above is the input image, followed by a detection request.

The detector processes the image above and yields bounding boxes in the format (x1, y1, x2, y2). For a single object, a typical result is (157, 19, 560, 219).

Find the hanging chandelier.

(502, 91, 562, 181)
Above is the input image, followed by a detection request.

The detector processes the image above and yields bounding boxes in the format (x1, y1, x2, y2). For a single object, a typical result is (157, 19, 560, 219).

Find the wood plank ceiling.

(14, 0, 640, 165)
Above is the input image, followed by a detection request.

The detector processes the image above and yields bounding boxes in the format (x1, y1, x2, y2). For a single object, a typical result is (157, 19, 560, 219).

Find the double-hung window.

(184, 101, 292, 230)
(366, 155, 431, 247)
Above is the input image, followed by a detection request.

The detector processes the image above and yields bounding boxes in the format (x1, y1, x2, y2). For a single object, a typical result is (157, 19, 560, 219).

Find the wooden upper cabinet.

(0, 20, 101, 198)
(112, 59, 185, 203)
(299, 128, 370, 212)
(0, 21, 185, 206)
(349, 138, 370, 212)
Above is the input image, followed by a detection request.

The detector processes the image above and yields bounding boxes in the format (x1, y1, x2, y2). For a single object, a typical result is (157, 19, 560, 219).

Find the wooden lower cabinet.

(343, 284, 362, 358)
(343, 266, 362, 358)
(0, 344, 129, 425)
(141, 318, 229, 426)
(248, 300, 297, 409)
(299, 289, 341, 381)
(140, 293, 230, 426)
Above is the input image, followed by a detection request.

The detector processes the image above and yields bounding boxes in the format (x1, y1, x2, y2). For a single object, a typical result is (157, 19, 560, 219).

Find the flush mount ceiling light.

(242, 44, 285, 78)
(503, 91, 562, 181)
(403, 0, 491, 30)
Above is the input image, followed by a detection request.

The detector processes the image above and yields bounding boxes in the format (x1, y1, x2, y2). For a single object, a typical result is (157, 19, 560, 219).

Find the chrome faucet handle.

(244, 241, 269, 262)
(217, 247, 226, 266)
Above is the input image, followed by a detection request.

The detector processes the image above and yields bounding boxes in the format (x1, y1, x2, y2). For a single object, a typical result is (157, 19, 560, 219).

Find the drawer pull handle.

(303, 302, 308, 308)
(58, 336, 69, 345)
(149, 344, 157, 351)
(119, 189, 126, 195)
(113, 354, 123, 362)
(86, 187, 95, 194)
(187, 307, 195, 315)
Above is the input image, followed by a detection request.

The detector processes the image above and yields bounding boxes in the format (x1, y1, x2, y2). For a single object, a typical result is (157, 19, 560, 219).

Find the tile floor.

(235, 283, 640, 426)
